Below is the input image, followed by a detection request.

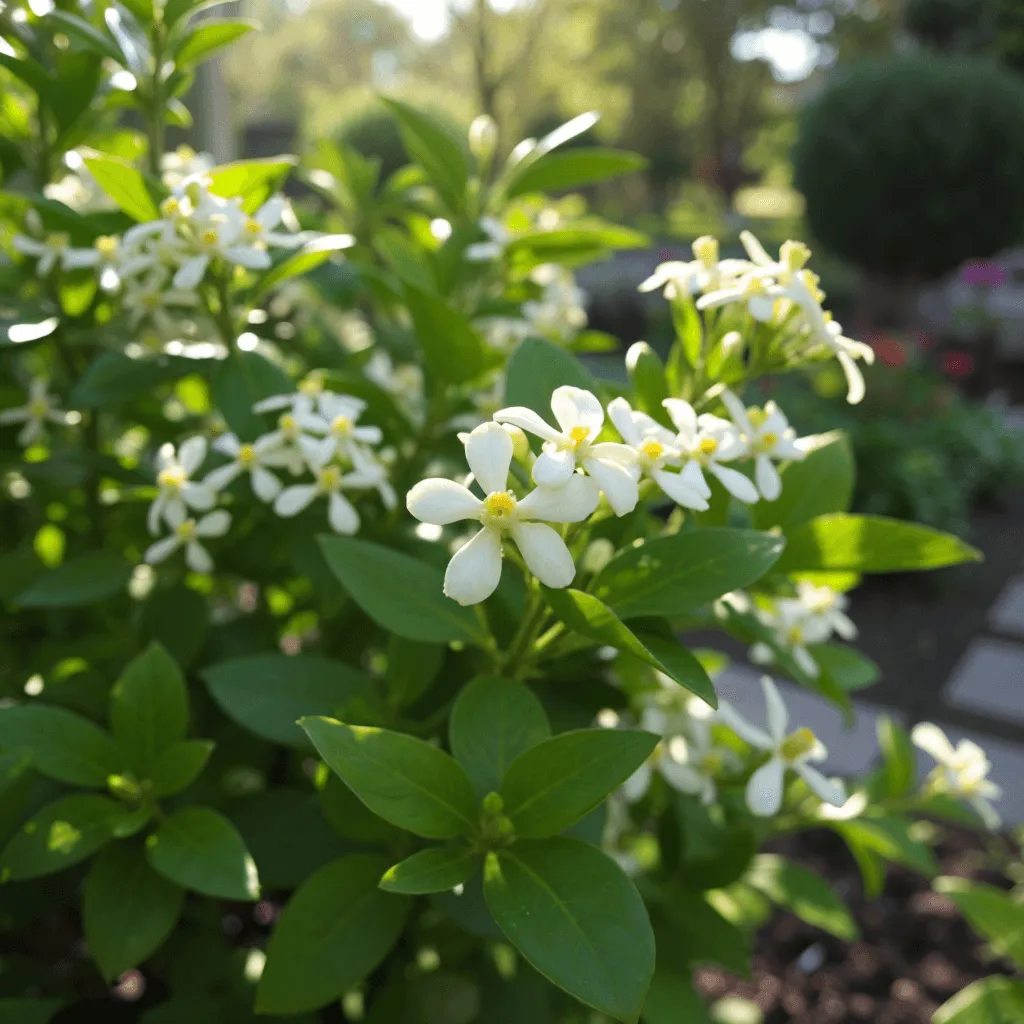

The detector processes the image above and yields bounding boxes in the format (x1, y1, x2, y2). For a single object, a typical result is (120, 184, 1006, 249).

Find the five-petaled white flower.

(494, 386, 639, 516)
(716, 676, 846, 816)
(0, 379, 74, 447)
(406, 421, 599, 605)
(720, 391, 806, 501)
(638, 236, 748, 300)
(204, 434, 290, 502)
(662, 399, 759, 504)
(273, 457, 369, 535)
(12, 232, 78, 276)
(912, 723, 1002, 830)
(145, 507, 231, 573)
(299, 393, 384, 467)
(148, 438, 217, 535)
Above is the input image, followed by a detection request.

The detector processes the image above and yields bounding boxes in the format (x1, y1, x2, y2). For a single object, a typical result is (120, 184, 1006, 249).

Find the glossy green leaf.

(876, 716, 914, 799)
(0, 705, 122, 787)
(504, 336, 593, 417)
(935, 877, 1024, 969)
(506, 148, 647, 199)
(500, 729, 657, 838)
(256, 855, 410, 1014)
(810, 643, 880, 692)
(174, 20, 257, 64)
(146, 807, 259, 900)
(934, 976, 1024, 1024)
(484, 837, 655, 1023)
(83, 842, 184, 981)
(149, 740, 214, 797)
(15, 551, 131, 609)
(318, 535, 486, 645)
(380, 847, 476, 895)
(593, 529, 785, 619)
(301, 717, 478, 839)
(403, 281, 487, 384)
(202, 652, 375, 749)
(81, 150, 165, 221)
(138, 584, 209, 669)
(449, 676, 551, 798)
(256, 233, 353, 293)
(661, 889, 751, 975)
(71, 351, 207, 408)
(46, 11, 123, 62)
(207, 156, 297, 214)
(386, 636, 445, 710)
(210, 349, 293, 439)
(774, 513, 982, 574)
(642, 969, 711, 1024)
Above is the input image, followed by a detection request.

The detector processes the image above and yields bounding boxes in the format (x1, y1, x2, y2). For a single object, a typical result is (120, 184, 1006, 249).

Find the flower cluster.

(641, 232, 876, 404)
(0, 378, 76, 447)
(913, 723, 1002, 830)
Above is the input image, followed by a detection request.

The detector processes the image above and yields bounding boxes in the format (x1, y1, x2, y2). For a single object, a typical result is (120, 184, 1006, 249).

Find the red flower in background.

(943, 350, 974, 378)
(873, 335, 909, 368)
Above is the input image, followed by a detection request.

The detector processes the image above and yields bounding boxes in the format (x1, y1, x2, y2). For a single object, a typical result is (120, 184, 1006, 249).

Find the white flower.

(364, 351, 425, 405)
(160, 145, 216, 190)
(148, 438, 217, 535)
(145, 507, 231, 573)
(233, 196, 303, 251)
(662, 399, 759, 504)
(122, 271, 199, 334)
(273, 445, 379, 535)
(912, 723, 1002, 830)
(253, 372, 327, 416)
(716, 677, 846, 816)
(0, 379, 74, 446)
(638, 236, 749, 299)
(466, 216, 510, 262)
(494, 386, 639, 516)
(204, 433, 289, 502)
(256, 398, 324, 471)
(297, 393, 384, 467)
(719, 390, 806, 501)
(12, 232, 78, 276)
(523, 264, 588, 341)
(607, 397, 709, 510)
(406, 421, 599, 605)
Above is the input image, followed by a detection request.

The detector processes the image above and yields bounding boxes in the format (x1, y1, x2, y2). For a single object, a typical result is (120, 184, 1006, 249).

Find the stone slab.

(944, 638, 1024, 727)
(988, 576, 1024, 639)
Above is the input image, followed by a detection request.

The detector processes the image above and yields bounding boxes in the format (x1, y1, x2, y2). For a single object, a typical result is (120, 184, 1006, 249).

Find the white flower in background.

(300, 393, 384, 466)
(466, 216, 510, 262)
(144, 506, 231, 574)
(148, 437, 217, 535)
(347, 446, 398, 511)
(204, 434, 290, 502)
(12, 231, 77, 276)
(662, 398, 759, 504)
(716, 677, 846, 816)
(720, 391, 806, 501)
(253, 372, 327, 415)
(638, 236, 749, 300)
(160, 145, 215, 190)
(912, 723, 1002, 830)
(117, 221, 190, 280)
(607, 397, 709, 510)
(273, 461, 368, 535)
(234, 196, 304, 252)
(364, 350, 425, 406)
(406, 422, 599, 605)
(172, 191, 270, 289)
(479, 317, 531, 353)
(61, 234, 122, 277)
(494, 386, 639, 515)
(255, 400, 324, 469)
(123, 272, 199, 334)
(791, 581, 858, 641)
(523, 264, 588, 341)
(0, 379, 74, 446)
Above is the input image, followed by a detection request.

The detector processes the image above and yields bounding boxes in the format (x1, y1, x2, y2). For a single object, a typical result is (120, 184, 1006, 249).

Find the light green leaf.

(45, 11, 123, 62)
(404, 281, 487, 385)
(380, 847, 476, 895)
(450, 676, 551, 798)
(934, 976, 1024, 1024)
(504, 336, 593, 417)
(935, 877, 1024, 969)
(83, 842, 184, 981)
(149, 740, 214, 797)
(202, 652, 376, 749)
(810, 643, 880, 692)
(174, 20, 257, 64)
(81, 150, 165, 221)
(318, 535, 486, 645)
(255, 233, 353, 293)
(835, 815, 938, 878)
(506, 148, 647, 199)
(593, 529, 785, 619)
(744, 854, 858, 941)
(301, 717, 478, 839)
(71, 351, 207, 408)
(876, 716, 914, 799)
(256, 855, 409, 1014)
(146, 807, 259, 901)
(774, 514, 982, 574)
(667, 297, 702, 386)
(625, 342, 671, 425)
(15, 551, 132, 608)
(500, 729, 657, 838)
(484, 837, 655, 1023)
(207, 156, 297, 214)
(0, 705, 122, 787)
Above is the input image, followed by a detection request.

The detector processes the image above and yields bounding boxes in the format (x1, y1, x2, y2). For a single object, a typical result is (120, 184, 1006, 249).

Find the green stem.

(496, 582, 548, 678)
(147, 18, 166, 175)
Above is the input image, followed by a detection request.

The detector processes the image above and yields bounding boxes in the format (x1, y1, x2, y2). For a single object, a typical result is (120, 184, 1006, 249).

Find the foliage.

(794, 52, 1024, 278)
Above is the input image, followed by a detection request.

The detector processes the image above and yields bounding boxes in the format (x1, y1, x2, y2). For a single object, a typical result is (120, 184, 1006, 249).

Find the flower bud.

(721, 330, 744, 357)
(501, 423, 530, 463)
(582, 538, 615, 574)
(481, 791, 504, 816)
(469, 115, 498, 164)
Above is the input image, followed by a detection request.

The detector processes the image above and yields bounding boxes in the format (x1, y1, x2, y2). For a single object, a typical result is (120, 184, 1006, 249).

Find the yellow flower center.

(484, 491, 517, 521)
(161, 197, 180, 217)
(640, 438, 665, 461)
(331, 414, 353, 436)
(743, 276, 768, 297)
(699, 751, 724, 775)
(692, 234, 718, 269)
(781, 240, 811, 273)
(157, 466, 187, 491)
(761, 432, 779, 450)
(47, 232, 69, 250)
(143, 292, 162, 310)
(298, 372, 325, 396)
(28, 398, 49, 418)
(747, 407, 768, 428)
(238, 444, 256, 466)
(279, 414, 297, 436)
(201, 228, 219, 246)
(175, 519, 197, 540)
(95, 235, 118, 256)
(786, 625, 804, 646)
(780, 727, 817, 762)
(698, 437, 718, 457)
(244, 218, 262, 236)
(566, 425, 590, 449)
(318, 466, 341, 491)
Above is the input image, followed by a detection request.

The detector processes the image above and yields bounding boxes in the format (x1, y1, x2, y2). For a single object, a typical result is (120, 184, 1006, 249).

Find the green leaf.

(934, 877, 1024, 969)
(149, 740, 214, 797)
(386, 636, 445, 709)
(810, 643, 880, 692)
(543, 589, 717, 706)
(301, 717, 478, 839)
(403, 281, 487, 385)
(81, 150, 165, 221)
(774, 514, 982, 574)
(506, 148, 647, 199)
(449, 676, 551, 798)
(202, 652, 376, 749)
(71, 351, 207, 408)
(110, 643, 188, 777)
(0, 54, 55, 102)
(15, 551, 132, 608)
(484, 837, 655, 1023)
(255, 233, 353, 293)
(500, 729, 657, 838)
(667, 297, 702, 386)
(642, 969, 711, 1024)
(753, 432, 854, 532)
(380, 847, 476, 895)
(318, 535, 486, 645)
(210, 349, 293, 440)
(0, 999, 64, 1024)
(876, 716, 914, 800)
(934, 976, 1024, 1024)
(46, 11, 123, 62)
(83, 841, 184, 981)
(0, 795, 121, 880)
(174, 19, 257, 64)
(672, 796, 758, 891)
(625, 342, 670, 425)
(138, 584, 209, 668)
(0, 705, 122, 787)
(207, 156, 297, 214)
(318, 771, 402, 845)
(593, 529, 785, 619)
(256, 855, 409, 1014)
(382, 98, 468, 212)
(660, 890, 750, 975)
(835, 815, 938, 878)
(504, 336, 593, 417)
(146, 807, 259, 900)
(744, 854, 858, 941)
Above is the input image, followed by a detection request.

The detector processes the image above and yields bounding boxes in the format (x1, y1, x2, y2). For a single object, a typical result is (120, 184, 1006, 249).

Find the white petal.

(444, 527, 503, 605)
(794, 645, 820, 678)
(274, 484, 318, 517)
(533, 447, 576, 486)
(740, 230, 773, 267)
(493, 406, 563, 444)
(659, 759, 706, 795)
(253, 393, 294, 414)
(709, 463, 760, 504)
(551, 386, 603, 436)
(407, 478, 482, 525)
(968, 795, 1002, 831)
(748, 296, 777, 322)
(715, 700, 774, 750)
(251, 466, 282, 502)
(518, 475, 599, 523)
(662, 398, 698, 441)
(911, 723, 957, 766)
(681, 459, 712, 498)
(173, 254, 209, 290)
(196, 509, 231, 537)
(746, 757, 785, 816)
(225, 245, 272, 270)
(622, 762, 652, 803)
(584, 456, 639, 517)
(185, 540, 214, 573)
(144, 535, 181, 565)
(255, 196, 286, 229)
(63, 249, 100, 270)
(178, 436, 208, 475)
(756, 455, 782, 501)
(147, 495, 165, 536)
(720, 389, 752, 434)
(589, 442, 639, 470)
(353, 425, 383, 445)
(0, 408, 29, 424)
(760, 677, 789, 741)
(213, 433, 241, 457)
(182, 482, 217, 511)
(328, 491, 360, 534)
(510, 521, 576, 589)
(607, 397, 641, 446)
(204, 463, 244, 492)
(652, 466, 709, 510)
(299, 434, 336, 469)
(796, 764, 846, 808)
(465, 422, 513, 495)
(837, 349, 866, 405)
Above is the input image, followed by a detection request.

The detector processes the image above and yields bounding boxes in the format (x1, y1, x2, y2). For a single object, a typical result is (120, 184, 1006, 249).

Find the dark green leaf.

(210, 349, 293, 440)
(934, 976, 1024, 1024)
(642, 969, 711, 1024)
(81, 150, 165, 221)
(380, 847, 476, 895)
(876, 716, 914, 800)
(138, 584, 209, 668)
(386, 636, 445, 709)
(0, 54, 54, 102)
(404, 281, 487, 385)
(207, 156, 297, 214)
(71, 351, 207, 408)
(174, 20, 257, 64)
(301, 717, 478, 839)
(504, 336, 593, 417)
(506, 148, 647, 199)
(318, 772, 402, 845)
(0, 999, 64, 1024)
(16, 551, 131, 608)
(934, 877, 1024, 969)
(484, 837, 654, 1023)
(660, 890, 751, 975)
(149, 740, 214, 797)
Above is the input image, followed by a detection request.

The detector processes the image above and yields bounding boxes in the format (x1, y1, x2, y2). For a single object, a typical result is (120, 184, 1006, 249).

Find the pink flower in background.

(961, 261, 1006, 288)
(872, 334, 908, 368)
(943, 350, 974, 378)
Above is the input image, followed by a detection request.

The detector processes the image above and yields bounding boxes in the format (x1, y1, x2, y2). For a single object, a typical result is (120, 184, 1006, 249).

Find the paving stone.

(1004, 407, 1024, 433)
(988, 576, 1024, 639)
(944, 638, 1024, 727)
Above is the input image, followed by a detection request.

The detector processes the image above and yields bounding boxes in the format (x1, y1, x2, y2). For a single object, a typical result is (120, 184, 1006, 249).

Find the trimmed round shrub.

(793, 53, 1024, 278)
(337, 108, 408, 180)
